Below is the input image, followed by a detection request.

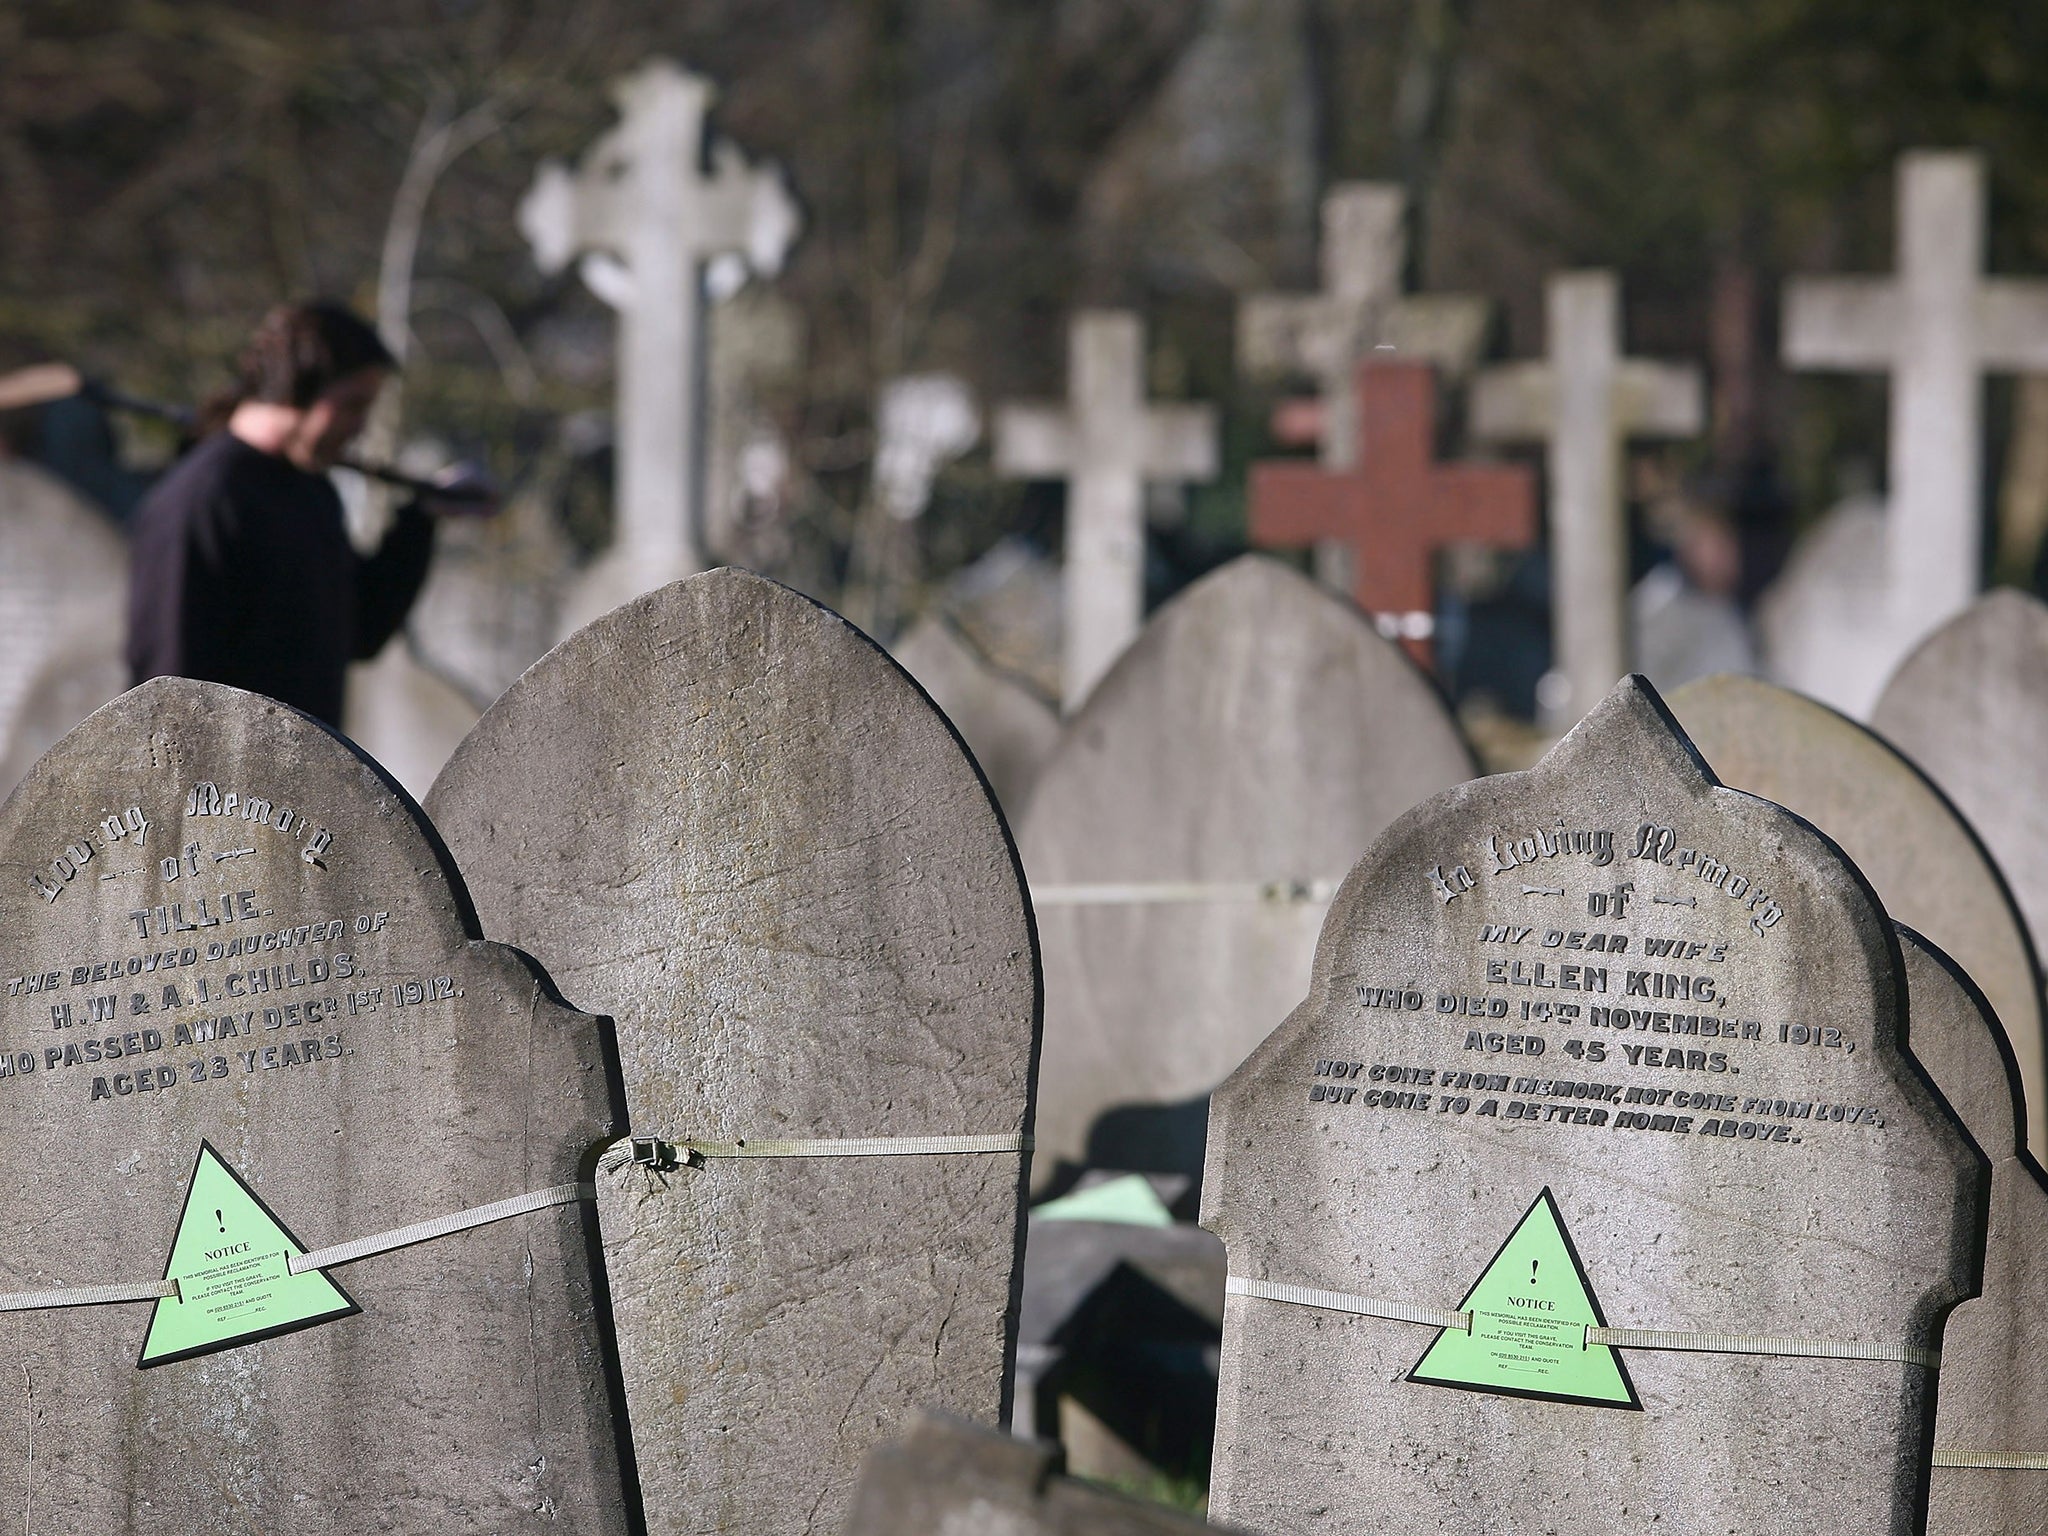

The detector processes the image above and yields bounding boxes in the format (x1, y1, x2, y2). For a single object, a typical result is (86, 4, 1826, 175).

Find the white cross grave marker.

(1472, 271, 1703, 726)
(520, 59, 799, 634)
(1784, 150, 2048, 644)
(995, 312, 1218, 711)
(1239, 182, 1490, 471)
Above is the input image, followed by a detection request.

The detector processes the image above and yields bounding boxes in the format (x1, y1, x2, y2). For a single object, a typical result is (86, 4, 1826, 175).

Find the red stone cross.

(1248, 362, 1536, 667)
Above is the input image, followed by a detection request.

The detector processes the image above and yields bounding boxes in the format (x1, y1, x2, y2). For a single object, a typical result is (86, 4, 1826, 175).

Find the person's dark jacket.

(125, 432, 434, 727)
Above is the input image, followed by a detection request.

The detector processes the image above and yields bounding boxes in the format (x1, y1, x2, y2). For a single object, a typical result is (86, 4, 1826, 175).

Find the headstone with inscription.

(1203, 676, 1983, 1536)
(426, 568, 1038, 1536)
(1895, 930, 2048, 1535)
(1873, 590, 2048, 1098)
(1021, 555, 1474, 1192)
(1670, 671, 2046, 1153)
(0, 678, 625, 1533)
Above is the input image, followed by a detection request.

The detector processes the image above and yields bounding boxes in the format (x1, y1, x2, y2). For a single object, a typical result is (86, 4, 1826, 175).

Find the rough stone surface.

(1019, 555, 1474, 1191)
(0, 679, 625, 1534)
(894, 615, 1059, 819)
(1671, 672, 2046, 1153)
(1873, 589, 2048, 1137)
(427, 568, 1038, 1536)
(1897, 931, 2048, 1536)
(0, 460, 128, 797)
(839, 1412, 1227, 1536)
(1203, 677, 1983, 1536)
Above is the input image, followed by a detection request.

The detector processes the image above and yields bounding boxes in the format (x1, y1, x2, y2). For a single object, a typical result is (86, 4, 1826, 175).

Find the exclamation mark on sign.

(216, 1210, 226, 1233)
(1531, 1259, 1539, 1285)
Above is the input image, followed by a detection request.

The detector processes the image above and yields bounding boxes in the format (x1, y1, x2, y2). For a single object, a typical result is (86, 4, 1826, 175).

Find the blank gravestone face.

(1895, 931, 2048, 1536)
(1671, 672, 2046, 1155)
(1875, 592, 2048, 1040)
(426, 569, 1038, 1536)
(1203, 678, 1982, 1536)
(0, 680, 623, 1534)
(0, 460, 128, 797)
(1019, 556, 1474, 1189)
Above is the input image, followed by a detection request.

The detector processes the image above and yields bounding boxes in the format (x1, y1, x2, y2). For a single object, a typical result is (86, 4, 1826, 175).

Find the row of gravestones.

(3, 560, 2046, 1532)
(980, 555, 2048, 1534)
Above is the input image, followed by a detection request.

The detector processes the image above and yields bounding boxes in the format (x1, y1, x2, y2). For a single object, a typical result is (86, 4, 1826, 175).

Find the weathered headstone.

(841, 1413, 1228, 1536)
(1021, 555, 1475, 1191)
(426, 568, 1038, 1536)
(894, 615, 1058, 819)
(1670, 671, 2046, 1153)
(1472, 271, 1704, 725)
(995, 311, 1219, 710)
(1784, 151, 2048, 647)
(0, 678, 625, 1532)
(1248, 361, 1536, 666)
(521, 59, 800, 634)
(1204, 676, 1982, 1535)
(1874, 589, 2048, 1119)
(0, 459, 128, 797)
(1895, 930, 2048, 1534)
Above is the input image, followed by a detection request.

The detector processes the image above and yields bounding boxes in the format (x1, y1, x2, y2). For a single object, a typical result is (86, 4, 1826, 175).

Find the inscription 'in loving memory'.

(28, 781, 334, 904)
(1427, 821, 1785, 937)
(1319, 811, 1879, 1156)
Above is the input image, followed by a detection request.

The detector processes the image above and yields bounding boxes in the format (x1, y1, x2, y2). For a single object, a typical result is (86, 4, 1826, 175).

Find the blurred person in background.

(126, 300, 488, 728)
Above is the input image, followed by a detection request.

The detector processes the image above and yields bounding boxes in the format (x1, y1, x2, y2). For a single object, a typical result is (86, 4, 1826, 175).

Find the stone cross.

(428, 569, 1037, 1536)
(520, 59, 799, 633)
(1247, 361, 1535, 665)
(1472, 271, 1703, 725)
(994, 312, 1218, 710)
(1239, 182, 1490, 471)
(0, 679, 626, 1532)
(1020, 556, 1474, 1190)
(1785, 151, 2048, 645)
(1203, 676, 1983, 1535)
(1670, 671, 2047, 1154)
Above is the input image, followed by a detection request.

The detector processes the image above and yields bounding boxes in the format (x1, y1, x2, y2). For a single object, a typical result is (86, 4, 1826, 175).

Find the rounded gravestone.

(1896, 930, 2048, 1536)
(1671, 672, 2047, 1154)
(426, 569, 1038, 1536)
(1019, 554, 1475, 1190)
(0, 459, 128, 797)
(893, 614, 1059, 818)
(0, 679, 625, 1533)
(1203, 677, 1983, 1536)
(1873, 590, 2048, 1143)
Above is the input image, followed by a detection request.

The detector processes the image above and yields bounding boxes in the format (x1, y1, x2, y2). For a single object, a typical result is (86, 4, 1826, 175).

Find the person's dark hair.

(195, 301, 394, 434)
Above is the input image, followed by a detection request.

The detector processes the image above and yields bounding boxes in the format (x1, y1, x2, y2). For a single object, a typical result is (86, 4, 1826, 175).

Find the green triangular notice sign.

(139, 1142, 357, 1368)
(1408, 1187, 1639, 1410)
